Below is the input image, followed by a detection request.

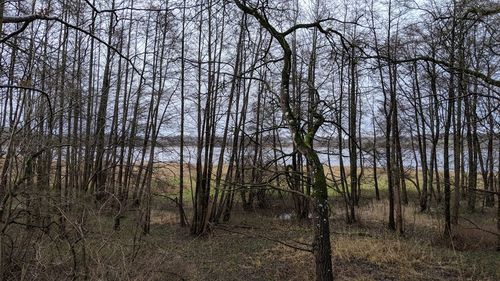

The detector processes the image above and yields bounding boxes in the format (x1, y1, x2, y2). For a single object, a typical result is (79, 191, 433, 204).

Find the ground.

(4, 164, 499, 280)
(18, 195, 498, 281)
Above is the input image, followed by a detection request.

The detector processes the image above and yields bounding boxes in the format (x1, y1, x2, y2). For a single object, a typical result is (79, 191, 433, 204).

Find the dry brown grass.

(3, 183, 498, 281)
(122, 199, 498, 281)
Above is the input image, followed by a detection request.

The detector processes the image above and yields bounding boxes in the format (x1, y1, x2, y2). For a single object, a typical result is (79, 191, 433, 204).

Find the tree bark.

(233, 1, 334, 279)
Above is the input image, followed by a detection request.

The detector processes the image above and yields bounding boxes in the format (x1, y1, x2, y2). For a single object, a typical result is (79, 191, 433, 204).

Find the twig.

(459, 216, 500, 237)
(216, 225, 312, 252)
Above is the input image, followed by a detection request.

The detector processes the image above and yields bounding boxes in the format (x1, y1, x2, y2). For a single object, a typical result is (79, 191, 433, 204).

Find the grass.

(2, 163, 498, 280)
(5, 192, 497, 281)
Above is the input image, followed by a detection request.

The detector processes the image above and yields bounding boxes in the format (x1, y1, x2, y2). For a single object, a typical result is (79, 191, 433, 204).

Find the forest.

(0, 0, 499, 280)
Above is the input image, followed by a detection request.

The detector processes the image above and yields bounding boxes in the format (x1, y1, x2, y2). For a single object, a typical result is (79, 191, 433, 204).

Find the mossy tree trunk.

(233, 1, 334, 279)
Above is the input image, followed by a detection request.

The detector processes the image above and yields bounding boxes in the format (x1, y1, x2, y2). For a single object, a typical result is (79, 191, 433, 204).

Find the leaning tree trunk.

(233, 1, 334, 279)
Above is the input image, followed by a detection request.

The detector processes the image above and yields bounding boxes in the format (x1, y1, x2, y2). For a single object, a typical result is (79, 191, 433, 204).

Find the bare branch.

(1, 14, 141, 76)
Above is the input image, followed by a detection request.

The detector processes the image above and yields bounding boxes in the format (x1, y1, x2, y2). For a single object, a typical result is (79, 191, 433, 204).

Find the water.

(151, 145, 499, 171)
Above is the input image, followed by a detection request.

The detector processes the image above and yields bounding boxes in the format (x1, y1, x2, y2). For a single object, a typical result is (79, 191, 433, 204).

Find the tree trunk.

(233, 1, 334, 279)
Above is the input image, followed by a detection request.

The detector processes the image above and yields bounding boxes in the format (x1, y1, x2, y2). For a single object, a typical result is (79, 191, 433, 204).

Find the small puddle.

(278, 212, 316, 220)
(277, 213, 293, 220)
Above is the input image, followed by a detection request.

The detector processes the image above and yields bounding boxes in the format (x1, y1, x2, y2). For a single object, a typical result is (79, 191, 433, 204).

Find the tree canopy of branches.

(0, 0, 499, 279)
